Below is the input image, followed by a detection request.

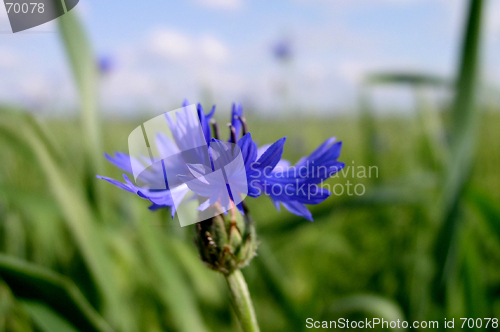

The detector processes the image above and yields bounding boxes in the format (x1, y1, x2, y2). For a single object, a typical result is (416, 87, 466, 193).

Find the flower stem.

(225, 269, 260, 332)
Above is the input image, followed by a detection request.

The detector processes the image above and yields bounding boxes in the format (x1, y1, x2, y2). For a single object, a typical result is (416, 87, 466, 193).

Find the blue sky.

(0, 0, 499, 117)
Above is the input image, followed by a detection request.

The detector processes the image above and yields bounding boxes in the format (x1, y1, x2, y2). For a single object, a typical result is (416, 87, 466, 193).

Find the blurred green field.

(1, 0, 499, 331)
(1, 108, 499, 331)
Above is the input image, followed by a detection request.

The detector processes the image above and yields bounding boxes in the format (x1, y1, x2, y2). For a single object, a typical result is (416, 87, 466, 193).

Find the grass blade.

(22, 301, 80, 332)
(253, 240, 304, 329)
(56, 10, 104, 213)
(0, 116, 125, 330)
(328, 294, 406, 329)
(0, 254, 113, 332)
(461, 231, 487, 322)
(135, 209, 209, 332)
(466, 188, 500, 243)
(366, 72, 450, 88)
(433, 0, 485, 298)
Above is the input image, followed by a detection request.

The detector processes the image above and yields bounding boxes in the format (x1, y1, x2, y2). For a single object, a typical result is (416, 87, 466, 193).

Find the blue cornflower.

(272, 38, 293, 61)
(98, 101, 344, 221)
(98, 55, 114, 74)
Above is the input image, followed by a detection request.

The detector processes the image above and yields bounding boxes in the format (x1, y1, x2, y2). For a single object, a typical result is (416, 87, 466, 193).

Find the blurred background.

(0, 0, 499, 331)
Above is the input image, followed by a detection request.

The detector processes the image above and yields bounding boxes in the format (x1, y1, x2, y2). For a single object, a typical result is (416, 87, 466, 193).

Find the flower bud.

(195, 207, 257, 274)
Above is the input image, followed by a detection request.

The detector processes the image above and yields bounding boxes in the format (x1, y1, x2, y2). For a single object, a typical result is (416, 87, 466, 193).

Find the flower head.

(98, 55, 114, 74)
(98, 101, 344, 222)
(272, 38, 293, 61)
(98, 101, 344, 273)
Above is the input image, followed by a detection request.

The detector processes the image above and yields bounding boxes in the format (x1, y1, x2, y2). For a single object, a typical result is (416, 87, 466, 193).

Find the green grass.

(1, 111, 499, 331)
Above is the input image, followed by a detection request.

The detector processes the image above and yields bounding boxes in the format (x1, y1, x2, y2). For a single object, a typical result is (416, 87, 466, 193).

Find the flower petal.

(280, 200, 313, 221)
(253, 137, 287, 176)
(197, 103, 212, 145)
(236, 133, 257, 171)
(229, 103, 243, 142)
(96, 175, 135, 193)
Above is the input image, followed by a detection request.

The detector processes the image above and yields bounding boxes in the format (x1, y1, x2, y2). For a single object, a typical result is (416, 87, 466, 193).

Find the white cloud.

(146, 28, 230, 64)
(0, 48, 18, 68)
(200, 35, 229, 62)
(148, 29, 194, 60)
(102, 70, 156, 107)
(98, 28, 234, 113)
(74, 0, 91, 19)
(487, 0, 500, 37)
(195, 0, 243, 10)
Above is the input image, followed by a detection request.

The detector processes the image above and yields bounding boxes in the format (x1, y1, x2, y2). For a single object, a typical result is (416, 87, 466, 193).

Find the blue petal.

(210, 138, 234, 171)
(256, 144, 271, 160)
(255, 137, 344, 221)
(295, 137, 336, 166)
(229, 103, 243, 142)
(247, 181, 262, 197)
(148, 203, 177, 219)
(197, 103, 212, 145)
(206, 105, 216, 121)
(314, 142, 343, 166)
(96, 175, 135, 193)
(236, 133, 257, 171)
(253, 137, 287, 176)
(104, 152, 133, 173)
(280, 201, 313, 221)
(296, 139, 342, 168)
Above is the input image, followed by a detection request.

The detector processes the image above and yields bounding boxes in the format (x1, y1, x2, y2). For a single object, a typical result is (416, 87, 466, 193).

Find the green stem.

(225, 270, 260, 332)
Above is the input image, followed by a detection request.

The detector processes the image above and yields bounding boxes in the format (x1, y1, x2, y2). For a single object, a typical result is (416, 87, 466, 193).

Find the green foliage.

(0, 254, 112, 332)
(329, 295, 407, 325)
